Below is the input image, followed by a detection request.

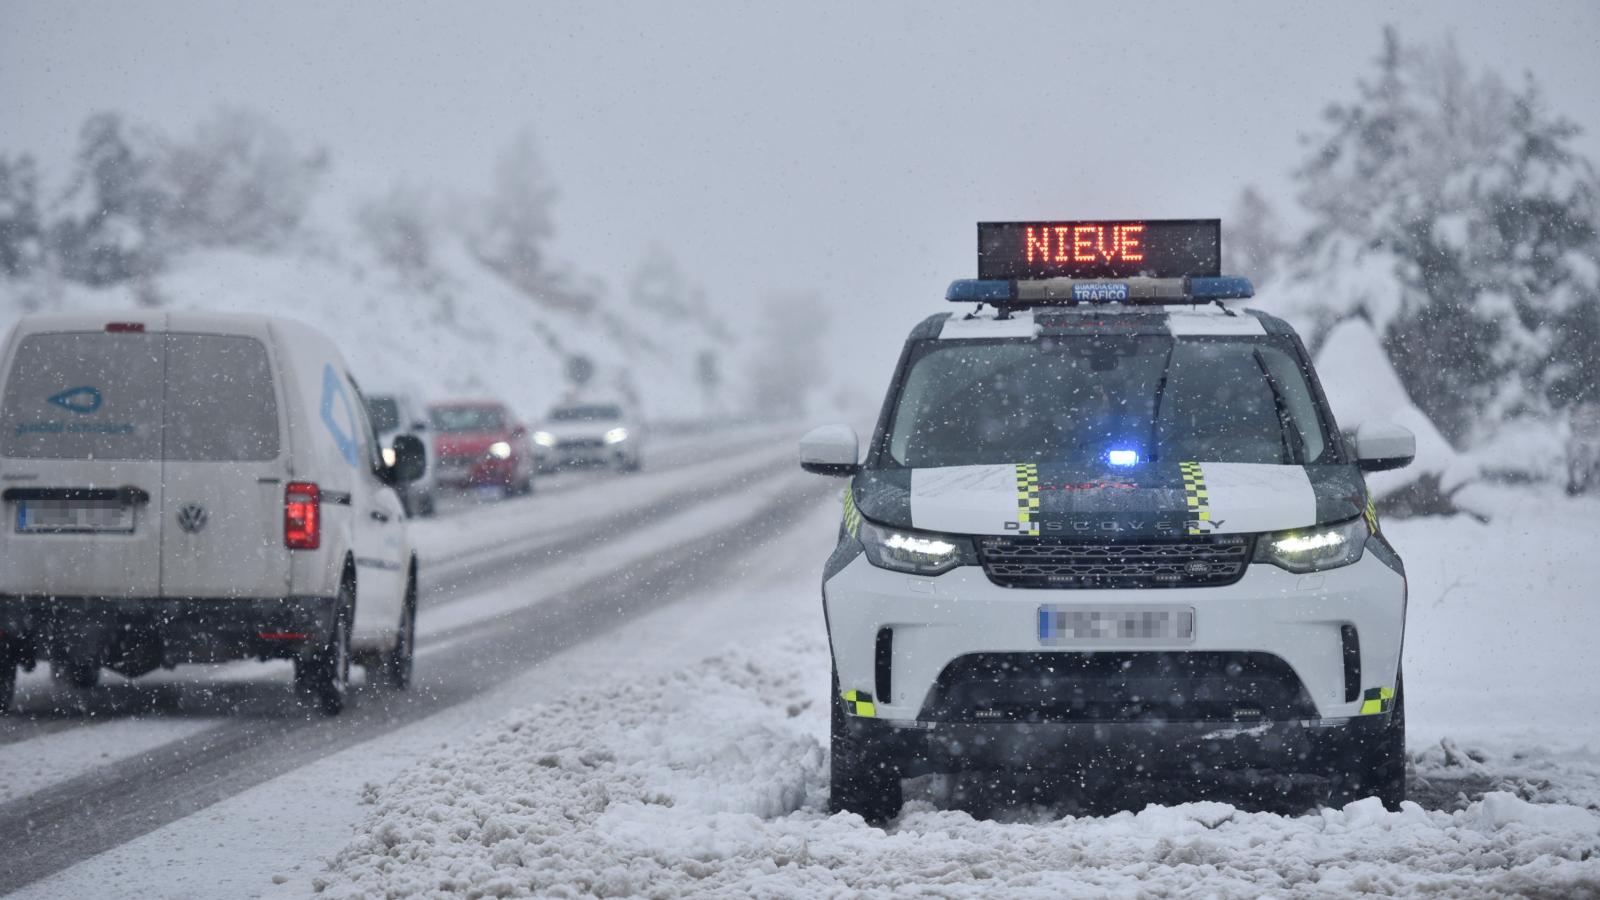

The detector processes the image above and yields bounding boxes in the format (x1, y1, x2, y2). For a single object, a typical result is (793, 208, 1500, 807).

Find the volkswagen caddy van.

(0, 312, 426, 714)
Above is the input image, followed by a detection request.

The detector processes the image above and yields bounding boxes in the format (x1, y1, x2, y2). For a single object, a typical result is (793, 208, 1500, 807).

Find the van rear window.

(0, 332, 164, 460)
(0, 332, 280, 461)
(164, 334, 280, 461)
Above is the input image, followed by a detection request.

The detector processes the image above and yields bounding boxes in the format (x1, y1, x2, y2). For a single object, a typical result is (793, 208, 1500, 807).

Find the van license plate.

(1038, 606, 1194, 644)
(15, 500, 135, 534)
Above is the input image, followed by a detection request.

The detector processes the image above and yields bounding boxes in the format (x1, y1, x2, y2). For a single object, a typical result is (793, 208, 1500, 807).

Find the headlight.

(381, 447, 397, 467)
(1254, 516, 1368, 573)
(858, 518, 975, 576)
(488, 441, 513, 460)
(532, 431, 556, 448)
(603, 427, 629, 444)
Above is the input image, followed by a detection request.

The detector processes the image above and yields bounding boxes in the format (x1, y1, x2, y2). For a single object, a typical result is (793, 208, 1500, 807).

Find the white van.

(0, 312, 426, 715)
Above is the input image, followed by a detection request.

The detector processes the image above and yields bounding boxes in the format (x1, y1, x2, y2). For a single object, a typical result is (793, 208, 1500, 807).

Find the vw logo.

(176, 503, 208, 534)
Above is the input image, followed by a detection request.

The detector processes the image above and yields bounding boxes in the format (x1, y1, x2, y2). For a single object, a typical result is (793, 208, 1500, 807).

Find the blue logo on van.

(47, 386, 103, 414)
(319, 365, 360, 468)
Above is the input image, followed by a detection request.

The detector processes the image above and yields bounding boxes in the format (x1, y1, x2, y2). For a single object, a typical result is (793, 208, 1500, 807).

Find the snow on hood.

(854, 461, 1365, 539)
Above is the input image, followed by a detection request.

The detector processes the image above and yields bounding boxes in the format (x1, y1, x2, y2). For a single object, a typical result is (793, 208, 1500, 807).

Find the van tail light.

(285, 482, 321, 550)
(105, 322, 146, 333)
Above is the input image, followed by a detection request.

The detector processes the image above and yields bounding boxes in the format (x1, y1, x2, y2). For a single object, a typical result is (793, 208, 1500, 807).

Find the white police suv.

(801, 220, 1416, 822)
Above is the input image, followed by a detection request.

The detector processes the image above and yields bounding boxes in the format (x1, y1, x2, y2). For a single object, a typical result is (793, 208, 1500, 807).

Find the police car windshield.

(885, 335, 1330, 468)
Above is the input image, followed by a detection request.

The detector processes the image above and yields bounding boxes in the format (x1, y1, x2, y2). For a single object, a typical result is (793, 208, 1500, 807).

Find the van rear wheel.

(51, 657, 99, 690)
(381, 575, 417, 690)
(296, 592, 353, 716)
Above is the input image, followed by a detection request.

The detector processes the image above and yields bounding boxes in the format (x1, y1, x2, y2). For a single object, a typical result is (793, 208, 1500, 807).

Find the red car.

(428, 400, 536, 497)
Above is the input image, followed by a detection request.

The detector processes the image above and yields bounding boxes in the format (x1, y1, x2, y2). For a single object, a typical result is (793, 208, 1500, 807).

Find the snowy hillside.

(0, 231, 731, 427)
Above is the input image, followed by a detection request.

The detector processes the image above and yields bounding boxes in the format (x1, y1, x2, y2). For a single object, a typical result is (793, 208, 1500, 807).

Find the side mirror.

(1354, 421, 1415, 472)
(390, 433, 428, 483)
(799, 424, 860, 477)
(411, 420, 428, 433)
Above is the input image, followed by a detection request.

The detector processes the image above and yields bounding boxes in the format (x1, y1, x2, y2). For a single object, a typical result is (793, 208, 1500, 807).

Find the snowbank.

(313, 483, 1600, 899)
(315, 633, 1600, 898)
(1313, 317, 1469, 497)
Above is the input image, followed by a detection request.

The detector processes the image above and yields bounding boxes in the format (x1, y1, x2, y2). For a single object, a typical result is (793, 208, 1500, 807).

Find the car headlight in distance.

(858, 518, 975, 576)
(603, 427, 629, 444)
(381, 446, 397, 468)
(488, 441, 513, 460)
(1254, 516, 1368, 573)
(532, 431, 557, 448)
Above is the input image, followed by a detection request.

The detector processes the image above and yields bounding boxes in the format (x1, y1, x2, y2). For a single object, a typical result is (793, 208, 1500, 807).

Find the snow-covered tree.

(162, 107, 323, 250)
(472, 130, 569, 304)
(50, 112, 170, 286)
(1282, 28, 1600, 443)
(0, 153, 44, 278)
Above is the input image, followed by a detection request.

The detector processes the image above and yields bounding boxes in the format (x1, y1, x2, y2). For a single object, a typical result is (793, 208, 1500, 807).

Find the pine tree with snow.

(1283, 28, 1600, 444)
(50, 112, 171, 286)
(0, 153, 44, 278)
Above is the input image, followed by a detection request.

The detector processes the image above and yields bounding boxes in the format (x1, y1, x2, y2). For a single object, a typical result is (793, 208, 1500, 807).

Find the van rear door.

(0, 329, 166, 598)
(157, 333, 291, 599)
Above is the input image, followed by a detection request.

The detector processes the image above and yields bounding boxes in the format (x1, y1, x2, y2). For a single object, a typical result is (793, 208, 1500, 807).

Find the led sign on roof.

(978, 220, 1221, 280)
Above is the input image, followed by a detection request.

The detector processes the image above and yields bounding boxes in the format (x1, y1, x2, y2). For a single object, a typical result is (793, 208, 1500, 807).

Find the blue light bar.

(947, 275, 1254, 304)
(1186, 276, 1255, 300)
(945, 279, 1015, 303)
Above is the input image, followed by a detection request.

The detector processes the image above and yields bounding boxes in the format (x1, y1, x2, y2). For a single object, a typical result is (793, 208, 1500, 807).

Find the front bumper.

(436, 457, 519, 488)
(823, 552, 1405, 725)
(842, 711, 1391, 778)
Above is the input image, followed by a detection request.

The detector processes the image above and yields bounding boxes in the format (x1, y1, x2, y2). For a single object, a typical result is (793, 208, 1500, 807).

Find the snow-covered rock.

(1313, 317, 1470, 497)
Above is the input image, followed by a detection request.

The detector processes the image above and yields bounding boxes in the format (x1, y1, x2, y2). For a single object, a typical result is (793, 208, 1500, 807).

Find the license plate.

(15, 499, 136, 534)
(1038, 606, 1194, 644)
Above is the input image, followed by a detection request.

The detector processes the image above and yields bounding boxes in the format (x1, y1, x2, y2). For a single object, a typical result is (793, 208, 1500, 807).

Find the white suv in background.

(532, 401, 645, 473)
(0, 312, 426, 715)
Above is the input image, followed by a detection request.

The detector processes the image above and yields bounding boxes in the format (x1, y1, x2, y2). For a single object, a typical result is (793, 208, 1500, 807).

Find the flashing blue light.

(946, 279, 1016, 303)
(1106, 448, 1140, 467)
(1187, 276, 1255, 300)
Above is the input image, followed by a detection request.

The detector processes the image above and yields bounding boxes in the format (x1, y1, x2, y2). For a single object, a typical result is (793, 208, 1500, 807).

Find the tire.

(828, 671, 902, 823)
(1327, 669, 1406, 810)
(381, 573, 417, 690)
(296, 585, 353, 716)
(51, 657, 99, 690)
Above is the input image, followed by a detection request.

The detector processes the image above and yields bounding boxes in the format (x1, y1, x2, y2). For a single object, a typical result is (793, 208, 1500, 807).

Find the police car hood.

(853, 462, 1366, 539)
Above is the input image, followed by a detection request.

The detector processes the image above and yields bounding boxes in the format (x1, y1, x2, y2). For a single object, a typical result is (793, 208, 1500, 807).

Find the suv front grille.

(977, 535, 1252, 589)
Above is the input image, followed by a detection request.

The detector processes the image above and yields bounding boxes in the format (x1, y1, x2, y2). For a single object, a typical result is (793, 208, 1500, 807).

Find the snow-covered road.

(4, 461, 1600, 898)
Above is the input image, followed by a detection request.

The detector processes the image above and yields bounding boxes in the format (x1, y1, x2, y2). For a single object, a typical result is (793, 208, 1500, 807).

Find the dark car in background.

(365, 391, 438, 517)
(428, 400, 536, 498)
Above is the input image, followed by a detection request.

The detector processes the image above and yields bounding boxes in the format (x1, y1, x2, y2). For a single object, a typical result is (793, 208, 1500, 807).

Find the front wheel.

(1327, 670, 1407, 810)
(0, 647, 16, 714)
(829, 671, 902, 824)
(296, 589, 353, 715)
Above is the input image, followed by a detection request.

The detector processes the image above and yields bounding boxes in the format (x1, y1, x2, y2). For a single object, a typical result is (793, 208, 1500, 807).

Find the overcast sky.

(5, 1, 1599, 400)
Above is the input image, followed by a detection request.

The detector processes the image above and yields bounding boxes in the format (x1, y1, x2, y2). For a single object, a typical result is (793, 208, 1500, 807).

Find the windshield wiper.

(1146, 340, 1178, 462)
(1253, 348, 1305, 464)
